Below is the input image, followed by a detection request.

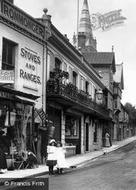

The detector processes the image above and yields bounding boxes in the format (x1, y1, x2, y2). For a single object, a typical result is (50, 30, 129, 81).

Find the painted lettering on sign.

(1, 1, 45, 39)
(20, 69, 41, 84)
(20, 48, 41, 65)
(20, 47, 42, 86)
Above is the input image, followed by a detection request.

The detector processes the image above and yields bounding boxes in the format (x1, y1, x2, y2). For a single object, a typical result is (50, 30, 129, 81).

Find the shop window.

(65, 116, 79, 138)
(2, 38, 16, 70)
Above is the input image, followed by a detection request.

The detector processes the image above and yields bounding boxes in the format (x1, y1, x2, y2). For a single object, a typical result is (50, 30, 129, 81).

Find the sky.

(15, 0, 136, 106)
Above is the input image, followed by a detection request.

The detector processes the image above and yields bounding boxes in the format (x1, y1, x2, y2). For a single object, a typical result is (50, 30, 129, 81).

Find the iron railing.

(47, 80, 110, 118)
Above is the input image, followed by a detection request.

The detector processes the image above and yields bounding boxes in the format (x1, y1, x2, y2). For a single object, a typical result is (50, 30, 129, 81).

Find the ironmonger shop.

(0, 87, 39, 168)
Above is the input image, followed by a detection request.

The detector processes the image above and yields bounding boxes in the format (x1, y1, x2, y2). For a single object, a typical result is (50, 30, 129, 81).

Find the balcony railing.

(47, 80, 110, 119)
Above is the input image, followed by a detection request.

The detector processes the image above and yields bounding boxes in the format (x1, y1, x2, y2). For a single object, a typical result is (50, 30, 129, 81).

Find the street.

(49, 141, 136, 190)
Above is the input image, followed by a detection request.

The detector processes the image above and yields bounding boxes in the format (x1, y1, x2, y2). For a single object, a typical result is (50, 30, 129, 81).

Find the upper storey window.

(55, 57, 62, 70)
(2, 38, 16, 70)
(85, 81, 89, 94)
(73, 71, 77, 86)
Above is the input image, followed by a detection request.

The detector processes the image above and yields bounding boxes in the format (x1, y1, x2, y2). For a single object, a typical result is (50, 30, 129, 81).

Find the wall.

(47, 45, 103, 100)
(0, 23, 44, 109)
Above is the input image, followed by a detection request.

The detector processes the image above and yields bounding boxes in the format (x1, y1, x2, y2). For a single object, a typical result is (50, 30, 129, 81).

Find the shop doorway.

(85, 123, 89, 151)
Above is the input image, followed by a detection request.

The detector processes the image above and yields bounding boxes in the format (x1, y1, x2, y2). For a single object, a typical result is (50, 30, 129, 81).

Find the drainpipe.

(42, 8, 52, 113)
(41, 9, 52, 163)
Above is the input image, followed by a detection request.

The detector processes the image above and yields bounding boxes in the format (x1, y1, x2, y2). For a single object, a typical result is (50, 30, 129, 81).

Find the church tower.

(78, 0, 97, 52)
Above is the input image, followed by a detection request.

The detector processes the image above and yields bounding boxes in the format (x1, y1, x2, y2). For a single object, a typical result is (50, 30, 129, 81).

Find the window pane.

(8, 45, 13, 65)
(2, 42, 7, 64)
(2, 39, 16, 70)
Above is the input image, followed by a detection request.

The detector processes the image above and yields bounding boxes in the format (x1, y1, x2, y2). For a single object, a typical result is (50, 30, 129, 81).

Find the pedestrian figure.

(105, 132, 110, 147)
(46, 139, 57, 175)
(109, 134, 112, 147)
(0, 147, 7, 173)
(56, 141, 69, 174)
(25, 150, 38, 169)
(0, 130, 7, 173)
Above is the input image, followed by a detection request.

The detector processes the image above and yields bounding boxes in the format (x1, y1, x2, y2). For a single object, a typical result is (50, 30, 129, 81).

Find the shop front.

(65, 114, 81, 156)
(0, 87, 38, 170)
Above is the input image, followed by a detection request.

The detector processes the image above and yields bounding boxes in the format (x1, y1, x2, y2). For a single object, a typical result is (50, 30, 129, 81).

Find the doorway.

(85, 123, 89, 151)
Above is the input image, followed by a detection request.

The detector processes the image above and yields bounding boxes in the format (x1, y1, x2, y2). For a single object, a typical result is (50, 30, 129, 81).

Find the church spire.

(78, 0, 92, 36)
(78, 0, 97, 52)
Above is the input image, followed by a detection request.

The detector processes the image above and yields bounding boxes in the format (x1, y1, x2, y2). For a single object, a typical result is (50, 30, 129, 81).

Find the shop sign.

(0, 70, 14, 83)
(19, 47, 42, 86)
(0, 0, 45, 39)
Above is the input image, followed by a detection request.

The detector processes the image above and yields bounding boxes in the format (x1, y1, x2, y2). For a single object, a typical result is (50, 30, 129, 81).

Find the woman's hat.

(49, 139, 56, 144)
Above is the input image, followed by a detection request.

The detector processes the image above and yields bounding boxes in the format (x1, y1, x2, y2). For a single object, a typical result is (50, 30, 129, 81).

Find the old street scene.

(0, 0, 136, 190)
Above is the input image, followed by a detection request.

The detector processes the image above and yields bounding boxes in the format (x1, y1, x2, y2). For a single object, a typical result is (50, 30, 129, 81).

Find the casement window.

(92, 85, 96, 100)
(62, 62, 68, 85)
(80, 76, 85, 91)
(73, 71, 77, 86)
(55, 57, 62, 69)
(2, 38, 16, 70)
(49, 53, 55, 72)
(68, 66, 73, 83)
(85, 81, 89, 94)
(63, 62, 67, 72)
(89, 82, 92, 96)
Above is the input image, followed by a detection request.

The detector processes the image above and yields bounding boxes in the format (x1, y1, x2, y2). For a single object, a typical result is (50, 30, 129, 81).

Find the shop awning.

(0, 86, 39, 100)
(15, 95, 36, 105)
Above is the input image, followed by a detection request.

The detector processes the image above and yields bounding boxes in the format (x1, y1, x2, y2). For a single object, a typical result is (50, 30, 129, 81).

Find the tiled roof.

(83, 52, 115, 65)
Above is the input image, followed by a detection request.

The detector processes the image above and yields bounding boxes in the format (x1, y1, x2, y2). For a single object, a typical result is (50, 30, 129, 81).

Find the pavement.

(0, 136, 136, 179)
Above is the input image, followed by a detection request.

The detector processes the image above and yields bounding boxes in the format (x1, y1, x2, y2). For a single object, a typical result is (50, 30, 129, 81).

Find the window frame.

(2, 38, 17, 70)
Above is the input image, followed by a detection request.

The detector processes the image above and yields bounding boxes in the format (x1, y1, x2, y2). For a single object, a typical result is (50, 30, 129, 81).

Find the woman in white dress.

(46, 139, 57, 175)
(105, 132, 110, 147)
(56, 141, 69, 174)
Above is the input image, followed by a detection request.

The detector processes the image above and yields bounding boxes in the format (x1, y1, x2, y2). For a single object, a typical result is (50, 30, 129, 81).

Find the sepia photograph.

(0, 0, 136, 189)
